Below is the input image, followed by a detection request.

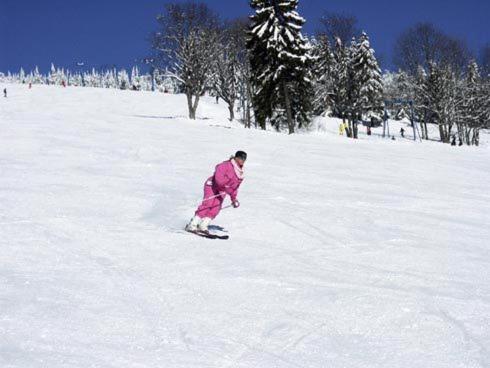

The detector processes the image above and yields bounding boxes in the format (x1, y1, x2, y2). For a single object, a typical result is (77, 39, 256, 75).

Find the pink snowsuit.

(195, 160, 244, 219)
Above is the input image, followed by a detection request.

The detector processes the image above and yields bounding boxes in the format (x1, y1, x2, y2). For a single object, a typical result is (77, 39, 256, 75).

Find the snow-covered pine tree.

(70, 71, 83, 87)
(118, 69, 130, 90)
(460, 60, 485, 145)
(350, 32, 384, 137)
(311, 35, 334, 115)
(130, 66, 141, 90)
(248, 0, 313, 133)
(482, 78, 490, 131)
(103, 70, 118, 89)
(423, 62, 460, 143)
(48, 63, 57, 85)
(31, 66, 44, 84)
(19, 68, 26, 84)
(413, 66, 430, 139)
(394, 70, 413, 103)
(330, 37, 350, 131)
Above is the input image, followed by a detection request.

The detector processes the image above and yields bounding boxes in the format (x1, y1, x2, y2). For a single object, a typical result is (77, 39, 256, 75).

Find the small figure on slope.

(339, 123, 345, 136)
(3, 88, 6, 98)
(186, 151, 246, 233)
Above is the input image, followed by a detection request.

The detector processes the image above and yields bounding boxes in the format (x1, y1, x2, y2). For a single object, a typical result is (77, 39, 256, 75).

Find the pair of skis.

(186, 229, 229, 240)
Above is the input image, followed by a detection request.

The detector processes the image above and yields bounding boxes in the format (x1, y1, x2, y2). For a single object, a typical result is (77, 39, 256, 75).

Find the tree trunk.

(353, 119, 359, 139)
(228, 101, 235, 121)
(419, 121, 426, 140)
(191, 94, 200, 120)
(186, 92, 196, 120)
(246, 81, 252, 128)
(282, 81, 294, 134)
(474, 128, 479, 146)
(438, 124, 445, 143)
(465, 125, 471, 145)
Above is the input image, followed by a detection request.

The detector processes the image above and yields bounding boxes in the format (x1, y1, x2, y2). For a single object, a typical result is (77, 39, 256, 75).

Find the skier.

(186, 151, 246, 233)
(339, 123, 345, 136)
(3, 88, 6, 97)
(400, 127, 405, 138)
(451, 135, 456, 146)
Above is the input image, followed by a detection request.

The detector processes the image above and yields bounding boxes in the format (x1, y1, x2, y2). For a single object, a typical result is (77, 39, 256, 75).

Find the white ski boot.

(198, 217, 212, 232)
(185, 215, 202, 232)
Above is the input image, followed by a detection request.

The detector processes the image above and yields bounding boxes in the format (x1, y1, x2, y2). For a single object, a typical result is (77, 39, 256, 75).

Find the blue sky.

(1, 0, 489, 73)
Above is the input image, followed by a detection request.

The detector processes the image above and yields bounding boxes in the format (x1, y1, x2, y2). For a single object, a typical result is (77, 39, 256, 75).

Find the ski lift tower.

(384, 98, 422, 141)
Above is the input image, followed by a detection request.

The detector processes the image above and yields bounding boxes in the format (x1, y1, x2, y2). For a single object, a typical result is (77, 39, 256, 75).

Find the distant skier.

(28, 83, 32, 89)
(451, 135, 456, 146)
(400, 127, 405, 138)
(339, 123, 345, 136)
(186, 151, 246, 233)
(3, 88, 6, 97)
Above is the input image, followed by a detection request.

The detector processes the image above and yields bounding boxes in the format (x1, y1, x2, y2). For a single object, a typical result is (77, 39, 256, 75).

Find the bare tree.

(227, 18, 254, 128)
(393, 23, 471, 75)
(317, 12, 360, 46)
(210, 20, 247, 121)
(151, 2, 220, 119)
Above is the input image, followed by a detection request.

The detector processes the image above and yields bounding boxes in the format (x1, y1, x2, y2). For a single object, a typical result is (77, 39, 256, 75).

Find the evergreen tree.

(350, 32, 384, 133)
(330, 37, 350, 130)
(423, 62, 459, 143)
(19, 68, 26, 83)
(118, 69, 130, 90)
(460, 60, 485, 145)
(131, 66, 142, 90)
(248, 0, 313, 133)
(311, 35, 334, 115)
(31, 66, 44, 84)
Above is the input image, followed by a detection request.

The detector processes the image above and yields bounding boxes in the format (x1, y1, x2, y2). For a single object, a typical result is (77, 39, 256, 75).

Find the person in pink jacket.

(186, 151, 246, 232)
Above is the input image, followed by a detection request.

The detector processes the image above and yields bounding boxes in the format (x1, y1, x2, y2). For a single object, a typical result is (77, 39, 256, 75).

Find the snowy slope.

(1, 84, 489, 368)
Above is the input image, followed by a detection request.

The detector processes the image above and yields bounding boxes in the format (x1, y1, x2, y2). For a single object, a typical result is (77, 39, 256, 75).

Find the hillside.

(1, 84, 489, 368)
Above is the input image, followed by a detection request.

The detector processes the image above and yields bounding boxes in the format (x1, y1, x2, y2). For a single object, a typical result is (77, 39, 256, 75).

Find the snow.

(1, 84, 489, 368)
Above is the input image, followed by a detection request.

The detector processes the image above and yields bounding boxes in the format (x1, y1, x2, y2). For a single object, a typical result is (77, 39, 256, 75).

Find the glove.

(232, 200, 240, 208)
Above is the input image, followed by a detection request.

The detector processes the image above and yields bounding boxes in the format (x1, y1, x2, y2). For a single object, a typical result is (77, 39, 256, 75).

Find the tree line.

(0, 64, 180, 93)
(3, 1, 488, 146)
(149, 1, 489, 145)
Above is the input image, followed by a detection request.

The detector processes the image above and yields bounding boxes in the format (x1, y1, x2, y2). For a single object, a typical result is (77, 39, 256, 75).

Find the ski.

(185, 229, 229, 240)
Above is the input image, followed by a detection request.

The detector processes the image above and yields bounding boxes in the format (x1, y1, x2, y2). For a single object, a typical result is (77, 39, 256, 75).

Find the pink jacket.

(208, 160, 244, 202)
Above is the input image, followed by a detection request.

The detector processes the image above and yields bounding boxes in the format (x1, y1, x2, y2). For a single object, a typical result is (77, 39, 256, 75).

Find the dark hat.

(235, 151, 247, 161)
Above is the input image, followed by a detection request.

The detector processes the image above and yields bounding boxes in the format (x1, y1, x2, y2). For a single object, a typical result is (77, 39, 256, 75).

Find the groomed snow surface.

(1, 84, 489, 368)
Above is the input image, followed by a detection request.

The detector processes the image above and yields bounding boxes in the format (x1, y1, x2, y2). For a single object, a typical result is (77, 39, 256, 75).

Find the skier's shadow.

(208, 225, 228, 233)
